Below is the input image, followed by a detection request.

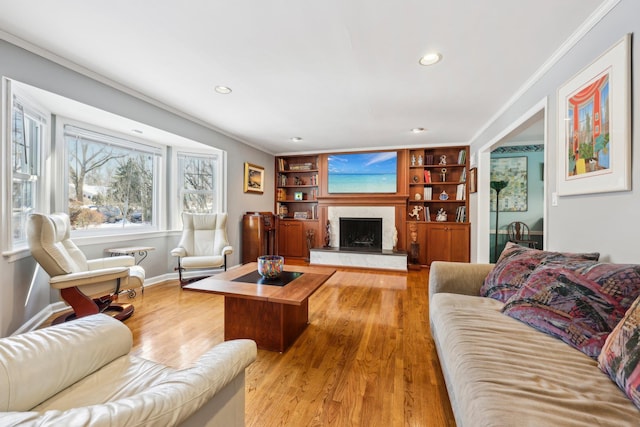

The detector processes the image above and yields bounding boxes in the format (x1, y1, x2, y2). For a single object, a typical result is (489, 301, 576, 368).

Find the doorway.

(475, 99, 548, 263)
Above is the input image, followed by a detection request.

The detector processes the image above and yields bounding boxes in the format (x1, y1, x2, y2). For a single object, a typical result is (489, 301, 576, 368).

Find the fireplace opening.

(339, 217, 382, 252)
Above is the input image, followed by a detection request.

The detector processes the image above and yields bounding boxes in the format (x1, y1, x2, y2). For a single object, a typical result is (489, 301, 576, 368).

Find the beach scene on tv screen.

(328, 152, 397, 193)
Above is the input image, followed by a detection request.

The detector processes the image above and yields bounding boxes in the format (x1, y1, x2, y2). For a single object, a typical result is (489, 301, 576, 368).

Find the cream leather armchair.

(171, 213, 233, 285)
(27, 212, 145, 323)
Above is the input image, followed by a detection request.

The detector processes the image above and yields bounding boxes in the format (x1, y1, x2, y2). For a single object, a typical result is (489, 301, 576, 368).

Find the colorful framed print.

(557, 34, 631, 196)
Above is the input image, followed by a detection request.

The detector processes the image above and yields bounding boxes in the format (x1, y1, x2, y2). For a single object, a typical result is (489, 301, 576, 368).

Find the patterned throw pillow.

(598, 296, 640, 409)
(480, 242, 600, 303)
(503, 263, 640, 358)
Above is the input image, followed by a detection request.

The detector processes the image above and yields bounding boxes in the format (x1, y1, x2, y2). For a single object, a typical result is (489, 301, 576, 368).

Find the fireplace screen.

(339, 217, 382, 252)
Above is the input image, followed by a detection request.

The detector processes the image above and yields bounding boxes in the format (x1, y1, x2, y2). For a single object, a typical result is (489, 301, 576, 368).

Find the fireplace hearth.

(339, 217, 382, 252)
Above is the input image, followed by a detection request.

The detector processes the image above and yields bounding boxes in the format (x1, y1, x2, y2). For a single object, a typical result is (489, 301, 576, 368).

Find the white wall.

(470, 0, 640, 263)
(0, 39, 274, 336)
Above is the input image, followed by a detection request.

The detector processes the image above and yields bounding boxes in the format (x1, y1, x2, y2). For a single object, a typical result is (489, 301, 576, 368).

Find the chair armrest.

(49, 267, 129, 290)
(428, 261, 494, 299)
(222, 245, 233, 255)
(171, 247, 187, 257)
(87, 256, 135, 269)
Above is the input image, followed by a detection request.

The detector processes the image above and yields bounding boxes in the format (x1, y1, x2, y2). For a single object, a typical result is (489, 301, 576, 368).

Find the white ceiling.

(0, 1, 607, 154)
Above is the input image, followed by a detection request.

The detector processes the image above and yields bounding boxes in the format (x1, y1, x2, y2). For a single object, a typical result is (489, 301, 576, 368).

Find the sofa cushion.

(430, 293, 640, 426)
(502, 263, 640, 358)
(480, 242, 599, 303)
(598, 295, 640, 409)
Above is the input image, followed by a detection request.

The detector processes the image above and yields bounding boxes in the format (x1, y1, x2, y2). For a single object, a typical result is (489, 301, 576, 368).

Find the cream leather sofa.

(0, 314, 257, 426)
(429, 261, 640, 427)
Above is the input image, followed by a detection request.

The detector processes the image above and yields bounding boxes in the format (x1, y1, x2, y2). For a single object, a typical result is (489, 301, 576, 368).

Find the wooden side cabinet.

(425, 222, 470, 265)
(277, 219, 319, 259)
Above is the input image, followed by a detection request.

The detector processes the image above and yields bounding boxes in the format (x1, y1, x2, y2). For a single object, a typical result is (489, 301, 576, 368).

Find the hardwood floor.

(43, 266, 455, 426)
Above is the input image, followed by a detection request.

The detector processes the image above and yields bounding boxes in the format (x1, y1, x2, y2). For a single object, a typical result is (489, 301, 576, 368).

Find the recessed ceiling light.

(411, 127, 425, 133)
(419, 52, 442, 66)
(214, 86, 232, 94)
(290, 137, 303, 142)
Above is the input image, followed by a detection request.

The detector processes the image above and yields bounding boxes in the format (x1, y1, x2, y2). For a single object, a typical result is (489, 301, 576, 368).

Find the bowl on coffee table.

(257, 255, 284, 278)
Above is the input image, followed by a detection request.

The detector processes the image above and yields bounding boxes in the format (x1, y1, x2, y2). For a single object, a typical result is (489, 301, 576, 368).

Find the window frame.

(55, 117, 167, 238)
(1, 79, 50, 257)
(176, 150, 222, 214)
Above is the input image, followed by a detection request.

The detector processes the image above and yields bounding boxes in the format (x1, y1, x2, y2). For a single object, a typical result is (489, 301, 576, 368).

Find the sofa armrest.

(0, 339, 257, 427)
(222, 246, 233, 256)
(429, 261, 494, 299)
(0, 314, 131, 412)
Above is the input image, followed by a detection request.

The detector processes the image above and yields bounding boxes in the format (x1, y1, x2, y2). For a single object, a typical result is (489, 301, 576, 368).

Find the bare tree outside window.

(179, 154, 216, 213)
(65, 126, 156, 230)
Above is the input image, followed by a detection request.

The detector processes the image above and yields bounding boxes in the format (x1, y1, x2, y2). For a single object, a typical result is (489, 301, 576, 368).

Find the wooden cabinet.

(425, 222, 470, 264)
(277, 219, 319, 259)
(277, 219, 304, 257)
(406, 146, 470, 266)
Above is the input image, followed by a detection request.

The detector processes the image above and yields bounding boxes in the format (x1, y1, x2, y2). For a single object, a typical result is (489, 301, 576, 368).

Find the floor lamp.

(490, 180, 509, 262)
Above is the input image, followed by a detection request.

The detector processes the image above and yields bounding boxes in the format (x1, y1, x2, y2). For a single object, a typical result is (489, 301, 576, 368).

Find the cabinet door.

(425, 223, 470, 265)
(277, 220, 304, 257)
(447, 224, 470, 262)
(426, 223, 452, 265)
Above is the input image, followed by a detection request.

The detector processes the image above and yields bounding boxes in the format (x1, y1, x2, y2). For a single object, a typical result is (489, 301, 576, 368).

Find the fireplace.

(339, 217, 382, 252)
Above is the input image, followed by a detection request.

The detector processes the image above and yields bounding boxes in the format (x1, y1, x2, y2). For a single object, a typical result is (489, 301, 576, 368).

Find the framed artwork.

(243, 162, 264, 193)
(557, 34, 631, 196)
(490, 157, 527, 212)
(469, 167, 477, 193)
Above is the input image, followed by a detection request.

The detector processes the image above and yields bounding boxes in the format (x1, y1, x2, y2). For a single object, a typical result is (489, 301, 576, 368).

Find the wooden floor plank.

(40, 266, 455, 426)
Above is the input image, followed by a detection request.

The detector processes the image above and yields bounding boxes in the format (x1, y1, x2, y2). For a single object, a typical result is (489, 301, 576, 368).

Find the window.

(177, 152, 219, 213)
(64, 124, 161, 234)
(10, 95, 47, 249)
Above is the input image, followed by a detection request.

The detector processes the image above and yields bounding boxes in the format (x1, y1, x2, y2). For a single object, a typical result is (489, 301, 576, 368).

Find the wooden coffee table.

(183, 263, 336, 352)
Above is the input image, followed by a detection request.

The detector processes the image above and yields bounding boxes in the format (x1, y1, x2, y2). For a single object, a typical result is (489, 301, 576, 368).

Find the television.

(327, 151, 397, 193)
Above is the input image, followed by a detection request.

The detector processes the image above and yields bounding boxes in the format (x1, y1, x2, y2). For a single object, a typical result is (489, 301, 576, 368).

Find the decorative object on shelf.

(294, 191, 303, 200)
(305, 229, 315, 261)
(409, 205, 423, 220)
(324, 220, 331, 247)
(439, 190, 449, 200)
(414, 193, 422, 200)
(293, 211, 308, 219)
(490, 180, 509, 262)
(436, 208, 447, 222)
(393, 227, 398, 251)
(417, 154, 423, 165)
(409, 222, 420, 268)
(411, 154, 416, 166)
(440, 168, 447, 182)
(244, 162, 265, 193)
(439, 155, 447, 165)
(257, 255, 284, 278)
(412, 175, 420, 183)
(469, 167, 477, 193)
(294, 176, 304, 185)
(557, 34, 630, 196)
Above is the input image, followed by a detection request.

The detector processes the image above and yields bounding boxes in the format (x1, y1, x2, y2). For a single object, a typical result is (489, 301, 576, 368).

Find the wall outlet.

(551, 192, 558, 206)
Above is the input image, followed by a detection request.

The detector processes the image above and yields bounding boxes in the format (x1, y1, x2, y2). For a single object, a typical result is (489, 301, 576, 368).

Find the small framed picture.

(294, 191, 303, 200)
(243, 162, 264, 193)
(293, 211, 308, 219)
